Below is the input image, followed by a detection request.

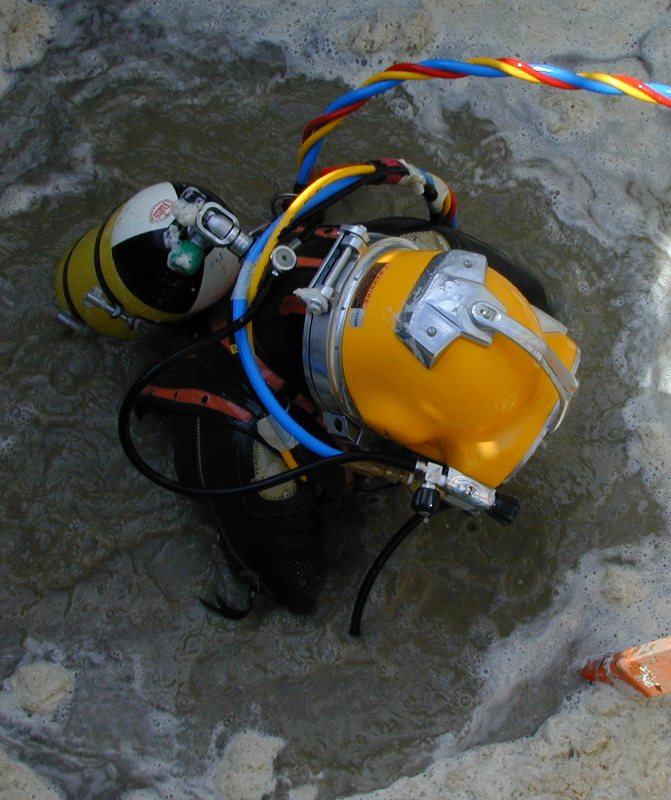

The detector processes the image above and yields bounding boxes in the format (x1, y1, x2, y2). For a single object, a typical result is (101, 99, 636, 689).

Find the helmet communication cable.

(349, 512, 430, 637)
(296, 57, 671, 186)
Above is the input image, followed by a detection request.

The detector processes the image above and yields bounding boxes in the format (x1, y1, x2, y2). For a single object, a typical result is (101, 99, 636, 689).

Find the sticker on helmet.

(350, 261, 389, 310)
(149, 199, 174, 224)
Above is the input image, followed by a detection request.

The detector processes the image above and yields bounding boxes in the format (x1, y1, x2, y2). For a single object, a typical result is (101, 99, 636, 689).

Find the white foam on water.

(209, 730, 285, 800)
(0, 177, 81, 217)
(4, 661, 75, 718)
(0, 746, 64, 800)
(337, 687, 671, 800)
(620, 235, 671, 511)
(0, 643, 75, 723)
(7, 0, 671, 798)
(111, 0, 667, 75)
(0, 0, 56, 96)
(465, 538, 671, 738)
(337, 533, 671, 799)
(0, 140, 95, 217)
(121, 792, 162, 800)
(288, 785, 320, 800)
(0, 648, 75, 800)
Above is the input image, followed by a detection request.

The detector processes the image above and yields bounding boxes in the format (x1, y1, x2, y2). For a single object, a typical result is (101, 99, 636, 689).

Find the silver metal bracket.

(322, 412, 376, 448)
(56, 311, 90, 334)
(395, 250, 497, 368)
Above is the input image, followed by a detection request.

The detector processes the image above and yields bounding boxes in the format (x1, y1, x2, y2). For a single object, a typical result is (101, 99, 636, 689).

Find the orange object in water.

(580, 636, 671, 697)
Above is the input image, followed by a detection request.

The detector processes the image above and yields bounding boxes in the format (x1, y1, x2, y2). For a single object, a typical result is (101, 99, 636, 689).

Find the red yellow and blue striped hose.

(296, 57, 671, 186)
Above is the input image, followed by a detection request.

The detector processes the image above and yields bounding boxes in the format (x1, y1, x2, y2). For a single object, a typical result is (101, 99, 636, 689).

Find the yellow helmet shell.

(55, 183, 239, 338)
(303, 241, 579, 487)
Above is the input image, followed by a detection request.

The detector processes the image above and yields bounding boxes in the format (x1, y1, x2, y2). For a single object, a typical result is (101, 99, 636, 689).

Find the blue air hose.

(231, 177, 369, 458)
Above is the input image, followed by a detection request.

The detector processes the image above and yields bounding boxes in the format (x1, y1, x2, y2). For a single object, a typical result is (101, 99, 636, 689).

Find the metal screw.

(426, 326, 437, 337)
(463, 258, 473, 268)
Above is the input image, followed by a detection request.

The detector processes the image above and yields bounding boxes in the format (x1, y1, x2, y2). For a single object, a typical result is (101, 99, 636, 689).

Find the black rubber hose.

(118, 272, 277, 479)
(118, 287, 416, 498)
(119, 445, 415, 499)
(119, 164, 406, 486)
(117, 280, 415, 498)
(349, 513, 425, 637)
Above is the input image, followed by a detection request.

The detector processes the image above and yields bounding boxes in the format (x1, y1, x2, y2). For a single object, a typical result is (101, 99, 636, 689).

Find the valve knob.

(487, 493, 520, 525)
(411, 485, 441, 517)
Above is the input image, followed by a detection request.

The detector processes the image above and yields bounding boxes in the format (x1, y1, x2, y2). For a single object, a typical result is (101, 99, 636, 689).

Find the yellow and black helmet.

(301, 228, 579, 490)
(55, 182, 241, 338)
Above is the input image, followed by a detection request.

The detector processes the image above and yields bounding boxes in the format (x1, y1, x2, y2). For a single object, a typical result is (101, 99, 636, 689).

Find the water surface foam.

(4, 1, 671, 798)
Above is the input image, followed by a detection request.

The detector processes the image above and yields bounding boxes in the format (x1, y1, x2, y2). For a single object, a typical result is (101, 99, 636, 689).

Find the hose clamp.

(295, 224, 369, 315)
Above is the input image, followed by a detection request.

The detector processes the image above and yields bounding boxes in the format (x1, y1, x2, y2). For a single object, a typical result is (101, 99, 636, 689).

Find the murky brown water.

(1, 4, 666, 798)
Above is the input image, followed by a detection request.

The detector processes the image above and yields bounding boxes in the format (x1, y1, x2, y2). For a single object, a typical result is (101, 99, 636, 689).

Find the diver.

(55, 160, 579, 630)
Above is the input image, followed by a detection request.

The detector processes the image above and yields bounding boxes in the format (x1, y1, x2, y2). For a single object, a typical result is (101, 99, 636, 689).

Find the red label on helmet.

(149, 199, 173, 224)
(351, 261, 390, 310)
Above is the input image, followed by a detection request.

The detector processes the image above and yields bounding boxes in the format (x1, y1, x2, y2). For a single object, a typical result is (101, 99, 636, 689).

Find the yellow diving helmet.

(55, 182, 247, 338)
(300, 225, 579, 500)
